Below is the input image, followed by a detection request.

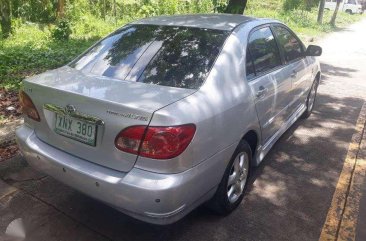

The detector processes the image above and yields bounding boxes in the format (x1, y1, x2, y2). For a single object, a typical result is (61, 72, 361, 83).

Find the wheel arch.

(315, 71, 321, 81)
(241, 130, 259, 159)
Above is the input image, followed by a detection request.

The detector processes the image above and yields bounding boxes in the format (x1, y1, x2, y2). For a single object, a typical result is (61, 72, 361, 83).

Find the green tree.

(224, 0, 248, 14)
(0, 0, 11, 38)
(330, 0, 341, 26)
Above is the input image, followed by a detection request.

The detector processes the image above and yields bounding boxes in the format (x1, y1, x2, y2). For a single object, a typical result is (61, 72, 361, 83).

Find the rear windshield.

(70, 24, 229, 89)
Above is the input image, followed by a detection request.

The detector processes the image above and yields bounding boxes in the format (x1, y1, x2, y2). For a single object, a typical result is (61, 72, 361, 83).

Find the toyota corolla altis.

(16, 14, 322, 225)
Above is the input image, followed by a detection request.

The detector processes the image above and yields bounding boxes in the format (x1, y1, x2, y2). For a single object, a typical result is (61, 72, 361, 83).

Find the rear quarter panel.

(135, 23, 263, 174)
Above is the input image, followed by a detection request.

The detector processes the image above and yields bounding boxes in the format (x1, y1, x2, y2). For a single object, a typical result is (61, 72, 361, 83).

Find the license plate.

(54, 114, 97, 146)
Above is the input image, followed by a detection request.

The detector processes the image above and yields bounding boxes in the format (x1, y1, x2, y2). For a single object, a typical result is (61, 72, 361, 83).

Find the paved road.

(1, 19, 366, 241)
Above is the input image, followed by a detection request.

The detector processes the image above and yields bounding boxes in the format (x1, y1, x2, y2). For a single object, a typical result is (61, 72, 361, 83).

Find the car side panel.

(134, 31, 261, 174)
(282, 59, 309, 118)
(248, 68, 292, 144)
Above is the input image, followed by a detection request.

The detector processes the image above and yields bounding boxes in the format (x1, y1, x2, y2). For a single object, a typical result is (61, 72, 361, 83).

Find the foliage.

(283, 0, 320, 11)
(225, 0, 247, 14)
(0, 23, 95, 89)
(214, 0, 228, 13)
(246, 0, 363, 38)
(0, 0, 364, 90)
(136, 0, 214, 17)
(283, 0, 303, 11)
(51, 19, 72, 40)
(0, 0, 12, 38)
(138, 4, 157, 17)
(11, 0, 57, 23)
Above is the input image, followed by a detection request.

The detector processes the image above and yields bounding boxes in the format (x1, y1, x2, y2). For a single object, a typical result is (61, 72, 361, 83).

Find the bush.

(51, 19, 72, 41)
(71, 14, 121, 39)
(138, 4, 157, 17)
(215, 1, 228, 13)
(0, 23, 94, 90)
(283, 0, 303, 11)
(283, 0, 320, 11)
(11, 0, 56, 23)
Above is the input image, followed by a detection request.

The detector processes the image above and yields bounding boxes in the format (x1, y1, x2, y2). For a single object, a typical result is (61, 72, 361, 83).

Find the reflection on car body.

(16, 14, 322, 225)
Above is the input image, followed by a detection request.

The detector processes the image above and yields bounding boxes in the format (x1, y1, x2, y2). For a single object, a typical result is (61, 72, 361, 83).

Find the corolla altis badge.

(106, 110, 149, 122)
(65, 104, 76, 114)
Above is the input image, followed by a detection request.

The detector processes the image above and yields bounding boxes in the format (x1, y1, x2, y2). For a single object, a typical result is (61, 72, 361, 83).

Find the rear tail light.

(19, 90, 40, 122)
(115, 124, 196, 159)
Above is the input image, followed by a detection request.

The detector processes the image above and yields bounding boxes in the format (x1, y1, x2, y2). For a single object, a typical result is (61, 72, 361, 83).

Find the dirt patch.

(0, 88, 22, 161)
(0, 141, 18, 162)
(0, 88, 21, 124)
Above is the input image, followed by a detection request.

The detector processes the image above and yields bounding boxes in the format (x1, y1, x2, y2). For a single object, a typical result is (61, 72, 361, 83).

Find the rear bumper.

(16, 124, 235, 224)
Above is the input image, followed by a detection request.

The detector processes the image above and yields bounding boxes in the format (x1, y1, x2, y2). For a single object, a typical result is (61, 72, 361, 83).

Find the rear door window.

(272, 25, 304, 63)
(247, 27, 282, 76)
(70, 25, 229, 89)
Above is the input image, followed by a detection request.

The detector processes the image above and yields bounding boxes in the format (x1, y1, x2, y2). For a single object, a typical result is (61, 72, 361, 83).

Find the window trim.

(245, 24, 284, 81)
(246, 47, 256, 81)
(270, 23, 306, 65)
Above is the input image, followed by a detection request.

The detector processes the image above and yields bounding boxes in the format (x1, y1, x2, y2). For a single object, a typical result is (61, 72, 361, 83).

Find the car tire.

(346, 9, 353, 14)
(208, 140, 252, 215)
(302, 77, 319, 119)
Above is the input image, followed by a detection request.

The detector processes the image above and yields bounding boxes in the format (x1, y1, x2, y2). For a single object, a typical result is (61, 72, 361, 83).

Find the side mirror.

(305, 45, 322, 56)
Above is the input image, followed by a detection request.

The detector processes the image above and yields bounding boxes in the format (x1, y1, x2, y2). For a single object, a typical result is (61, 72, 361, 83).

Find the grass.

(0, 3, 364, 90)
(0, 16, 119, 90)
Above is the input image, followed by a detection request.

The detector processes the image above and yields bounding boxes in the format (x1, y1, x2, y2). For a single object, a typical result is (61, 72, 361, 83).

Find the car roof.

(132, 14, 256, 31)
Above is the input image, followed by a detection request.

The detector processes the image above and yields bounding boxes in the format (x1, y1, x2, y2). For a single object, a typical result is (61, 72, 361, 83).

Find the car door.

(271, 24, 311, 117)
(246, 26, 292, 144)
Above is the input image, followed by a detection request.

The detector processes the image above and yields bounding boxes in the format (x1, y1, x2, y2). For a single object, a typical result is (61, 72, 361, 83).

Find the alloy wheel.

(227, 152, 249, 204)
(308, 81, 318, 111)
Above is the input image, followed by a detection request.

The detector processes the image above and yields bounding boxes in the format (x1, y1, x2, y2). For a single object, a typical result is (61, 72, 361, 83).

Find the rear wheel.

(302, 77, 319, 119)
(208, 140, 251, 215)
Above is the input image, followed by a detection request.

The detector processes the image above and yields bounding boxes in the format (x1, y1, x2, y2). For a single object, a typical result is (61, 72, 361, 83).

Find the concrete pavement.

(1, 18, 366, 241)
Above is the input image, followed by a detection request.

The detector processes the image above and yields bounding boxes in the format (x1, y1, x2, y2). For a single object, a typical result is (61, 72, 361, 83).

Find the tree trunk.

(330, 0, 341, 26)
(317, 0, 326, 24)
(224, 0, 248, 14)
(0, 0, 11, 38)
(57, 0, 65, 18)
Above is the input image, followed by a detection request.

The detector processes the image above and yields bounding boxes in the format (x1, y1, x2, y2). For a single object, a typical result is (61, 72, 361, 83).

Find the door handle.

(291, 70, 298, 78)
(256, 86, 268, 98)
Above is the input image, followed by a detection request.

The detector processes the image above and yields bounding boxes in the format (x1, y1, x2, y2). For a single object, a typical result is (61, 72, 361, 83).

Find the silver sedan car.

(16, 14, 321, 225)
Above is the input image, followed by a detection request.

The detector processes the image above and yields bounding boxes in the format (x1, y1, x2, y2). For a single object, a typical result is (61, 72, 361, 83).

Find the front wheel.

(208, 140, 251, 215)
(302, 77, 319, 119)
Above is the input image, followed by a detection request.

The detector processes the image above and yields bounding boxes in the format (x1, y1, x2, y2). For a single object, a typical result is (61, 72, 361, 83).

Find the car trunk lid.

(24, 67, 195, 172)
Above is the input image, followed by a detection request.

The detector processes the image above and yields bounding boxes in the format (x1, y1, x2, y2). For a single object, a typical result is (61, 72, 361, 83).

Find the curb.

(319, 102, 366, 241)
(338, 112, 366, 240)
